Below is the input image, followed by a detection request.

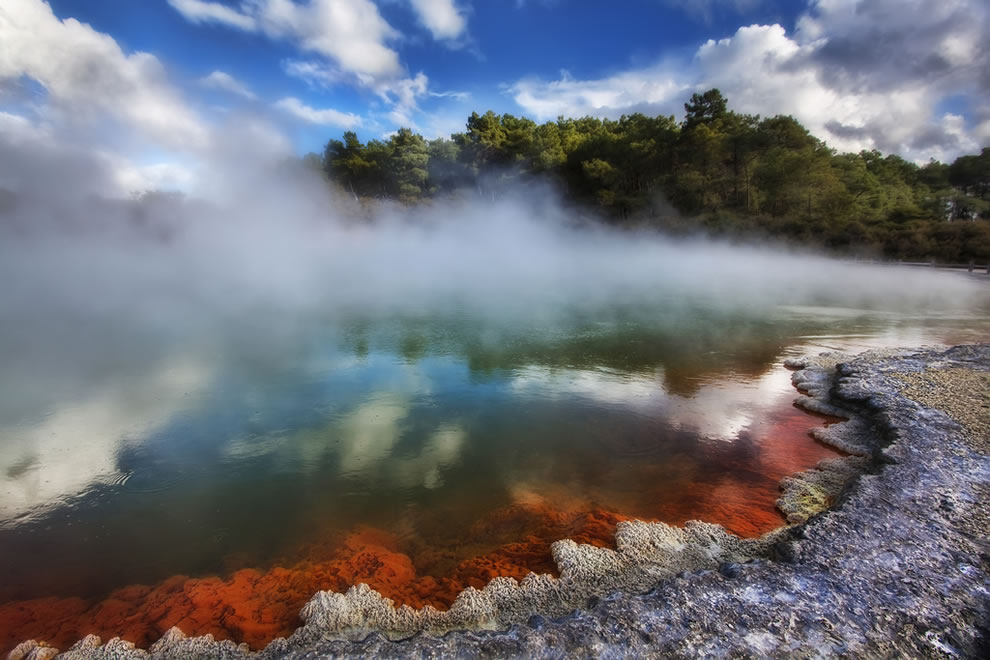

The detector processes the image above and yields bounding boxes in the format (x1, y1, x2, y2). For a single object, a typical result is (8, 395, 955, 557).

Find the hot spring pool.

(2, 300, 989, 650)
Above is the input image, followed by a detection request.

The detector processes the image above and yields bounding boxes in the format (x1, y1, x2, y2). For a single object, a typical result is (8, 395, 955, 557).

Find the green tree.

(324, 131, 376, 198)
(949, 147, 990, 202)
(532, 122, 566, 173)
(427, 138, 466, 195)
(388, 128, 430, 202)
(462, 110, 507, 169)
(314, 92, 989, 262)
(501, 114, 537, 163)
(683, 88, 728, 130)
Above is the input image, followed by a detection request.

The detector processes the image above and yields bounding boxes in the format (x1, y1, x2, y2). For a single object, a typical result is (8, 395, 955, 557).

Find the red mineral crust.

(644, 403, 846, 537)
(0, 509, 626, 654)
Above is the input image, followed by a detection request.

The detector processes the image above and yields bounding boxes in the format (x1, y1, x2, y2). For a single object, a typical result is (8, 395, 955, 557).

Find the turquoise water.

(2, 299, 989, 604)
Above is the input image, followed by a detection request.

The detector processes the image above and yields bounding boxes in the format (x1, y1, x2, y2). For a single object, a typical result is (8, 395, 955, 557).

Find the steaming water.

(2, 188, 990, 649)
(2, 18, 989, 639)
(1, 300, 989, 609)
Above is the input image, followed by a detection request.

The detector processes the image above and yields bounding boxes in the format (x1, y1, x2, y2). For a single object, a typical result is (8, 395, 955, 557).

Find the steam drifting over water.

(2, 121, 989, 426)
(3, 143, 987, 321)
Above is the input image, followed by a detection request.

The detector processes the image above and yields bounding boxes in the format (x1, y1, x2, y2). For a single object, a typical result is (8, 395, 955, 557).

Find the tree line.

(312, 89, 990, 263)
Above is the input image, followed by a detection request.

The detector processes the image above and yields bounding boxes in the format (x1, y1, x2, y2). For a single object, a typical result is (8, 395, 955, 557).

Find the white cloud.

(384, 71, 429, 111)
(284, 59, 433, 130)
(430, 89, 470, 101)
(275, 96, 363, 128)
(793, 0, 989, 97)
(283, 58, 348, 88)
(0, 1, 308, 197)
(199, 69, 257, 99)
(255, 0, 402, 80)
(691, 18, 986, 161)
(691, 24, 842, 134)
(0, 1, 218, 196)
(409, 0, 468, 41)
(174, 1, 434, 130)
(696, 24, 924, 157)
(511, 69, 687, 121)
(511, 0, 990, 162)
(375, 71, 428, 129)
(0, 0, 208, 151)
(166, 0, 258, 31)
(169, 1, 403, 81)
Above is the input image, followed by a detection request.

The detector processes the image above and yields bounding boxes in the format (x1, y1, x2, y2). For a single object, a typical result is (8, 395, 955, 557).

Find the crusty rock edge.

(13, 345, 988, 659)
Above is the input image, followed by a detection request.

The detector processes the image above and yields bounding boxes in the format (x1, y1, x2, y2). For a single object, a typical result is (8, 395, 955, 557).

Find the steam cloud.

(1, 108, 988, 431)
(1, 102, 988, 527)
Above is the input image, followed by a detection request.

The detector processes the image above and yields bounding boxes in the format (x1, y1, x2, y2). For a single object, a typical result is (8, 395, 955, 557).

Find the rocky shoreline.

(11, 344, 990, 659)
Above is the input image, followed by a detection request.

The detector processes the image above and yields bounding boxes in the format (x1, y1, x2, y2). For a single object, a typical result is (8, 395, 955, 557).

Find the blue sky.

(38, 0, 808, 142)
(1, 0, 988, 192)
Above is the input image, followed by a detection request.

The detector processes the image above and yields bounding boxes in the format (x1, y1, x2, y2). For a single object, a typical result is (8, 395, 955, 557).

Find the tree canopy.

(317, 89, 990, 263)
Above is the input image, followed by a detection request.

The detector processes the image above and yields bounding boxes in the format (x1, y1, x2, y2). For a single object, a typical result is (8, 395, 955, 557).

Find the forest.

(313, 89, 990, 263)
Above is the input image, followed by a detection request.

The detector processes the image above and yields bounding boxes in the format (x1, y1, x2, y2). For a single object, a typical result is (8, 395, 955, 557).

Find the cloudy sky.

(1, 0, 988, 193)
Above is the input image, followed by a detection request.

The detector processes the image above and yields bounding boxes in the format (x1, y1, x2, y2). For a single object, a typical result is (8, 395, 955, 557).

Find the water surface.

(2, 297, 989, 650)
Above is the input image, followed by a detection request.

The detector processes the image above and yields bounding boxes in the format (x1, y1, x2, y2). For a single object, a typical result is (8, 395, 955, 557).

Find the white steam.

(0, 83, 988, 436)
(1, 123, 987, 352)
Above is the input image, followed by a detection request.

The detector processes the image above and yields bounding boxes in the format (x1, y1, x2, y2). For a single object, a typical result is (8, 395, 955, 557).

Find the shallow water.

(2, 298, 989, 650)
